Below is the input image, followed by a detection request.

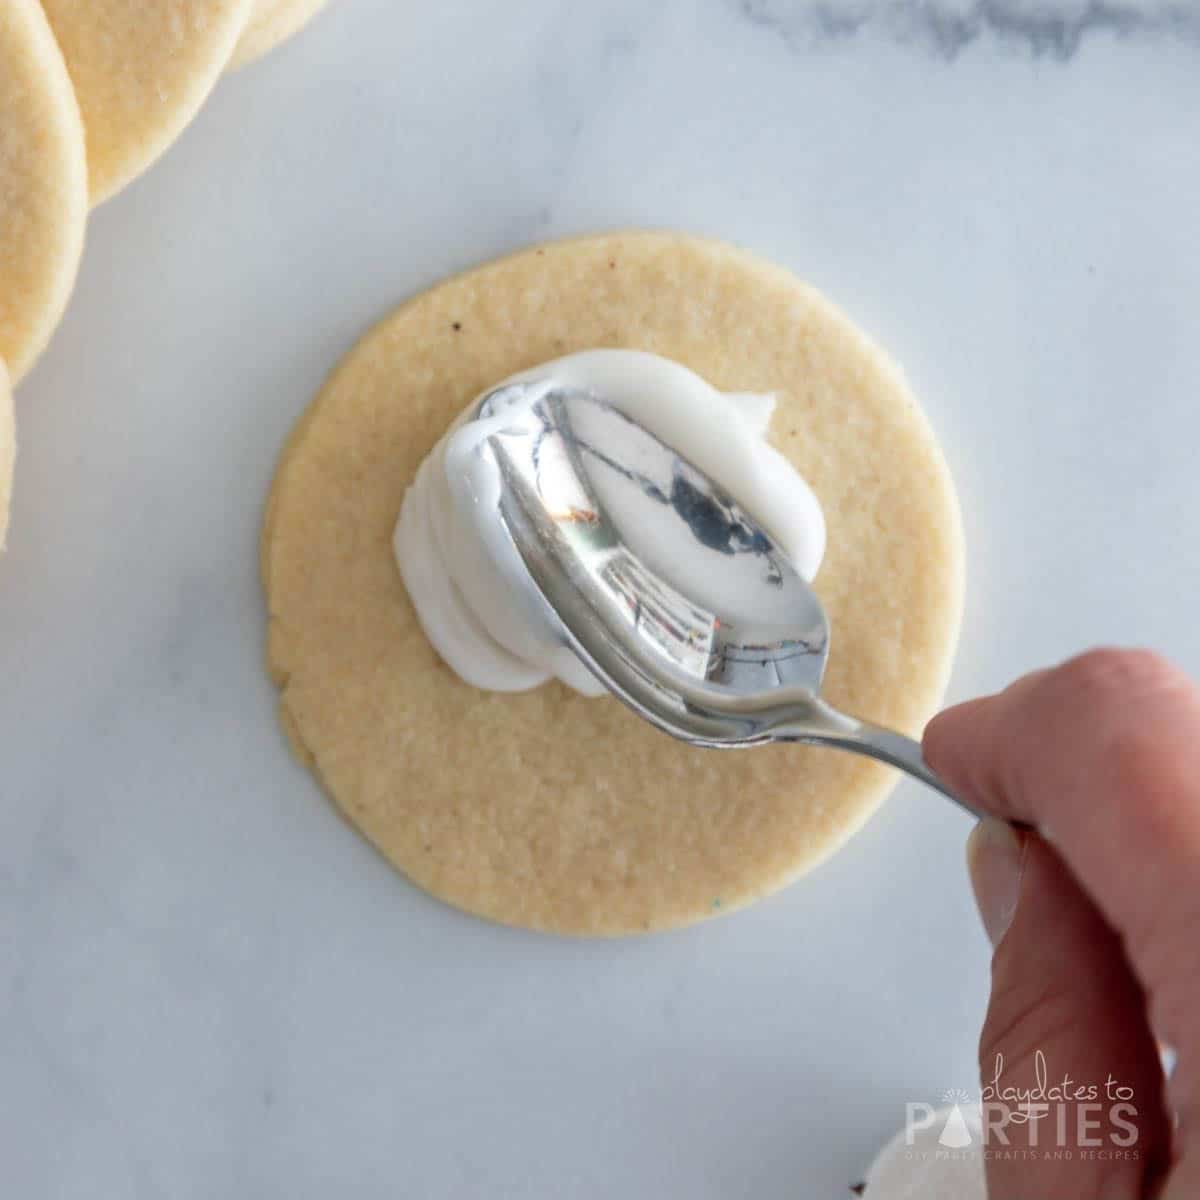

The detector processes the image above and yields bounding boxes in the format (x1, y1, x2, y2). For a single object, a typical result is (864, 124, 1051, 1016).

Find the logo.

(935, 1089, 977, 1148)
(904, 1052, 1143, 1163)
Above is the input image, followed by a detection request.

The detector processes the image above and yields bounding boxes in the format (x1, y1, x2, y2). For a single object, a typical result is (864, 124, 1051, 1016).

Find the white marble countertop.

(4, 1, 1200, 1196)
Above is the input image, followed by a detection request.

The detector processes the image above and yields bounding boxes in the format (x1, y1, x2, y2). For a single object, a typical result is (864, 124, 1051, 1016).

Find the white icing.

(395, 350, 826, 695)
(864, 1104, 987, 1200)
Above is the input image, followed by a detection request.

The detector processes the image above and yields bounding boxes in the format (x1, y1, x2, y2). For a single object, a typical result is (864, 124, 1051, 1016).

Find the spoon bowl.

(472, 380, 981, 818)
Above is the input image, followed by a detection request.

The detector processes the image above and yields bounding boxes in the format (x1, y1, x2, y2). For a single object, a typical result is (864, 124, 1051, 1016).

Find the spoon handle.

(769, 699, 987, 822)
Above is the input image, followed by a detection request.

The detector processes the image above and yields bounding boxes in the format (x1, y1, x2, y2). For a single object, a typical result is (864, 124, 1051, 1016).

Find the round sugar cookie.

(0, 0, 88, 383)
(0, 359, 15, 549)
(40, 0, 255, 204)
(229, 0, 329, 69)
(261, 233, 965, 936)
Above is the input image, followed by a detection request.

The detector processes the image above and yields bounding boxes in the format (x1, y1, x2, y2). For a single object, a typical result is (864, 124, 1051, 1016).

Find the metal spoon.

(470, 380, 983, 820)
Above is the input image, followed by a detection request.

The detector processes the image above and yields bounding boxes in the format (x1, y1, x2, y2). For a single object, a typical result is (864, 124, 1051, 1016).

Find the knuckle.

(1054, 647, 1182, 706)
(1045, 649, 1194, 808)
(1103, 723, 1167, 794)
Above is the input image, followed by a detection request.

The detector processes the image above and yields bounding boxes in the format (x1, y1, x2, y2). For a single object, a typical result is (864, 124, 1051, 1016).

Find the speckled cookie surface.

(262, 233, 964, 936)
(40, 0, 254, 204)
(229, 0, 329, 68)
(0, 359, 14, 549)
(0, 0, 88, 383)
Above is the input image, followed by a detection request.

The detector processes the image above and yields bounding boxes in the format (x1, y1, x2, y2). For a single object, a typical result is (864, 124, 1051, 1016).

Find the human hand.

(924, 649, 1200, 1200)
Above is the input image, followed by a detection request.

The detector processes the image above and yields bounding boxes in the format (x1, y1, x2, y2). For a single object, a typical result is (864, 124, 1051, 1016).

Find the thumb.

(968, 822, 1171, 1199)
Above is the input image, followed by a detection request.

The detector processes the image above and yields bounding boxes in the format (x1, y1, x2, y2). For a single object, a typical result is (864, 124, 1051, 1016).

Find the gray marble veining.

(737, 0, 1200, 58)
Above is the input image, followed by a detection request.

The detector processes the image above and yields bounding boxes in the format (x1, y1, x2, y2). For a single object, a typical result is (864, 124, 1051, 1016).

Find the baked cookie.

(0, 0, 88, 382)
(262, 233, 964, 935)
(40, 0, 255, 204)
(229, 0, 329, 69)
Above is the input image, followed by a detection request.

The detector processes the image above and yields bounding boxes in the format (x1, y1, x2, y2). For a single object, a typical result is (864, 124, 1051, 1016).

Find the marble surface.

(4, 1, 1200, 1196)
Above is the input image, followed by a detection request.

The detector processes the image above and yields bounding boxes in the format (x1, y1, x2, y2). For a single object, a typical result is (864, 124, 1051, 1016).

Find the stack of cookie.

(0, 0, 333, 548)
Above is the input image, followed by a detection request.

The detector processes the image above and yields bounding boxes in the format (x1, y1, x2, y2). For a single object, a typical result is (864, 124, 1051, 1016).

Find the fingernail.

(966, 819, 1027, 947)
